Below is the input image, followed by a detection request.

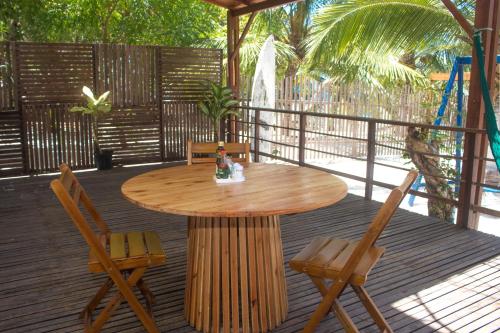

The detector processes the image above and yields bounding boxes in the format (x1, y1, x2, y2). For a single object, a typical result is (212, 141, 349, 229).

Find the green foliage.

(200, 1, 333, 79)
(198, 81, 239, 141)
(305, 0, 471, 87)
(70, 86, 111, 152)
(0, 0, 224, 45)
(70, 86, 112, 116)
(0, 0, 476, 89)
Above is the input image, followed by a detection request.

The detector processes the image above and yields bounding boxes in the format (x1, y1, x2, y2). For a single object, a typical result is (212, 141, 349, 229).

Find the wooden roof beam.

(441, 0, 474, 38)
(231, 0, 301, 16)
(229, 11, 257, 62)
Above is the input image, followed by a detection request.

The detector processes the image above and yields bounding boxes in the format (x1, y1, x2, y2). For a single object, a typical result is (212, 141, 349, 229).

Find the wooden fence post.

(298, 113, 306, 166)
(10, 41, 28, 174)
(91, 43, 99, 165)
(155, 46, 165, 161)
(365, 120, 376, 200)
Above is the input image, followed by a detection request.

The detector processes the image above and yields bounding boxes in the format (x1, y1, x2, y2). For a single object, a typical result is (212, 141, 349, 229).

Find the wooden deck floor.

(1, 164, 499, 333)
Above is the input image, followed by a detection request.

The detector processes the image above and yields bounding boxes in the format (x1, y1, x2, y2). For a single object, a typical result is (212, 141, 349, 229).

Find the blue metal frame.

(408, 55, 500, 206)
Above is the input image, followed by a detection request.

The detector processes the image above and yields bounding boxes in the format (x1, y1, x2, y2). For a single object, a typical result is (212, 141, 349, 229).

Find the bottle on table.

(215, 141, 229, 179)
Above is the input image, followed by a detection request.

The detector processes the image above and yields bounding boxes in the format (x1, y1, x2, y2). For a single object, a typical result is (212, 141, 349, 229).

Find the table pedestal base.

(185, 215, 288, 333)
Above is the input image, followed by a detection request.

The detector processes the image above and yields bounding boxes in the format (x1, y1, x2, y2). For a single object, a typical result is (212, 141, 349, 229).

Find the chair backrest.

(50, 164, 114, 269)
(340, 170, 418, 279)
(187, 140, 250, 165)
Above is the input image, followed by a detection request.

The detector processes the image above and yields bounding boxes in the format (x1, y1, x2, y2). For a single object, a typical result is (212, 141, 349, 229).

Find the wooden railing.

(231, 105, 500, 220)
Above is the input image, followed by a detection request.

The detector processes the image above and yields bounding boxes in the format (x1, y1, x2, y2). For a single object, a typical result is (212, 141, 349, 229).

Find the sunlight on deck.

(391, 256, 500, 332)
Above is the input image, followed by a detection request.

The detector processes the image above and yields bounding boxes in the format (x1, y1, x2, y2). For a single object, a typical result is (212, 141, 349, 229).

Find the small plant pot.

(94, 150, 113, 170)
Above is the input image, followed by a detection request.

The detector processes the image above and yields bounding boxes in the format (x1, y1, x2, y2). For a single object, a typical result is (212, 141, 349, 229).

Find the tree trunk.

(8, 19, 20, 41)
(405, 126, 454, 222)
(285, 1, 308, 77)
(100, 0, 119, 43)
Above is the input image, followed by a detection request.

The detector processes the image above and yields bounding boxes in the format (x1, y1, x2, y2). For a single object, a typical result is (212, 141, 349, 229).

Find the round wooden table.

(122, 163, 347, 333)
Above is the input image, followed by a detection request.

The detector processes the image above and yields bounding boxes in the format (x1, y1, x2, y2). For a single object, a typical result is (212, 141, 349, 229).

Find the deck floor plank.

(0, 164, 499, 333)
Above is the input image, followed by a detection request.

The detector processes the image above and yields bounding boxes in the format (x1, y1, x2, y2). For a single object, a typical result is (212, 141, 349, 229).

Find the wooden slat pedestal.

(185, 215, 287, 333)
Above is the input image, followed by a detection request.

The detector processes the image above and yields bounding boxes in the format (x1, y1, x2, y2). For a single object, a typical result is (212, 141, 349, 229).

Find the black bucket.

(94, 150, 113, 170)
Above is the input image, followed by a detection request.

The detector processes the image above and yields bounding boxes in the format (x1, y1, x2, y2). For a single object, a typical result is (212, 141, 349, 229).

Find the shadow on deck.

(1, 164, 499, 333)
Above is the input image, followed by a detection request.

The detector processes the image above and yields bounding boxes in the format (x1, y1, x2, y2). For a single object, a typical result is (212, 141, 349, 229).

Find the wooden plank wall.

(160, 47, 222, 160)
(23, 103, 94, 172)
(0, 42, 222, 176)
(94, 44, 161, 163)
(0, 43, 24, 175)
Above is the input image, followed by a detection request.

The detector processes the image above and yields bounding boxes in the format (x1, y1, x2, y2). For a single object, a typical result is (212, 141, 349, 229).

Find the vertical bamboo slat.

(0, 42, 223, 175)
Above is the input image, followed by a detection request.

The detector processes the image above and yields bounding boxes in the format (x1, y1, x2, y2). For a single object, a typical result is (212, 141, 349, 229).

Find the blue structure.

(408, 55, 500, 206)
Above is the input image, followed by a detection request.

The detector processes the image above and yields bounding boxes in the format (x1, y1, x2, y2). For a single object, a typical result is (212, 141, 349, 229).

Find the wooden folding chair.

(50, 163, 166, 333)
(289, 170, 418, 333)
(187, 139, 250, 165)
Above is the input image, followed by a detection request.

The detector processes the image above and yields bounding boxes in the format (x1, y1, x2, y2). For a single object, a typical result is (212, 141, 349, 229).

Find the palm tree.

(255, 0, 332, 76)
(200, 1, 332, 78)
(305, 0, 472, 87)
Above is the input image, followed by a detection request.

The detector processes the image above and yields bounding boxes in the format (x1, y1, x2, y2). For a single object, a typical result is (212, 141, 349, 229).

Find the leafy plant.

(305, 0, 470, 87)
(70, 86, 111, 153)
(198, 81, 239, 141)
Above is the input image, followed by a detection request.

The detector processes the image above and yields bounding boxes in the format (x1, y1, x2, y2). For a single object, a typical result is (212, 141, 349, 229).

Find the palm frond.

(305, 0, 467, 86)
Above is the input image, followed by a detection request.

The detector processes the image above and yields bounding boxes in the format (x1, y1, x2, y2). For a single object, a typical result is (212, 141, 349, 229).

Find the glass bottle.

(215, 141, 227, 179)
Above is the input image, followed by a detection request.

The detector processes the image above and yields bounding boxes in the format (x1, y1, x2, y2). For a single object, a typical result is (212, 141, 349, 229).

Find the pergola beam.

(231, 0, 300, 16)
(229, 11, 256, 63)
(202, 0, 302, 16)
(441, 0, 474, 38)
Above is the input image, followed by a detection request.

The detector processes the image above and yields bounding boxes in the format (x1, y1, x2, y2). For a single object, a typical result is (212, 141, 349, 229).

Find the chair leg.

(137, 278, 156, 305)
(332, 299, 359, 333)
(80, 277, 114, 321)
(310, 277, 358, 333)
(137, 278, 155, 316)
(88, 268, 159, 333)
(303, 280, 348, 333)
(352, 285, 393, 333)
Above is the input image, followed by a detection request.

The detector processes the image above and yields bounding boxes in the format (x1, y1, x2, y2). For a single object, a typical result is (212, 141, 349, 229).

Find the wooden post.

(365, 120, 376, 201)
(10, 41, 29, 174)
(441, 0, 474, 38)
(91, 44, 100, 164)
(298, 113, 306, 166)
(155, 46, 165, 161)
(227, 11, 240, 143)
(227, 11, 255, 143)
(457, 0, 500, 228)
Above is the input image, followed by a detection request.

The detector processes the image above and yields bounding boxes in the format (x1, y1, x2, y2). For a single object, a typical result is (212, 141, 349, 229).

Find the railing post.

(457, 131, 477, 227)
(365, 120, 376, 200)
(254, 108, 260, 162)
(298, 113, 306, 166)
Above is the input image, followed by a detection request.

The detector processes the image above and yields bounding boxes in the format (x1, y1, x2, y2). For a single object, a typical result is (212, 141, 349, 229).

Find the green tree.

(305, 0, 472, 87)
(0, 0, 224, 46)
(200, 1, 333, 78)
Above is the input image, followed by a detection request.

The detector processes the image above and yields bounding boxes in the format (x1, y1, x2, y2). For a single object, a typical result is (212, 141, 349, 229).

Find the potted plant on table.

(70, 86, 113, 170)
(198, 81, 239, 142)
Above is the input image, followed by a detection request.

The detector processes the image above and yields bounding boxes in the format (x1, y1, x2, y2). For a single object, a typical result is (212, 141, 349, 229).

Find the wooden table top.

(121, 163, 348, 217)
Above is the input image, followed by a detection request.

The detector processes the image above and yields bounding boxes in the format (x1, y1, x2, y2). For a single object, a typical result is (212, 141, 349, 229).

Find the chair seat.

(289, 237, 385, 285)
(89, 231, 166, 273)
